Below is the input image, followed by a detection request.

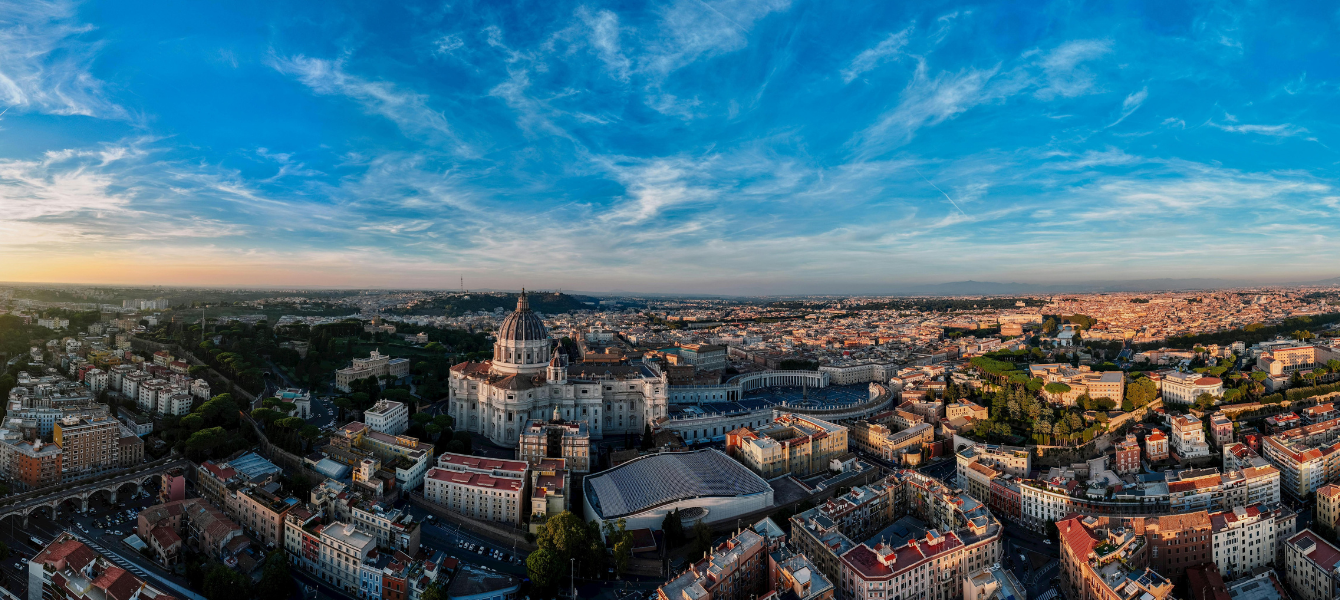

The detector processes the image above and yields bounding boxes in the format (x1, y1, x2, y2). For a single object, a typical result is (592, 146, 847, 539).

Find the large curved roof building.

(583, 449, 773, 534)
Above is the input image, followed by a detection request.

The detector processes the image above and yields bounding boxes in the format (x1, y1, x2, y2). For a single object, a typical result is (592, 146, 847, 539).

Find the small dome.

(497, 289, 548, 342)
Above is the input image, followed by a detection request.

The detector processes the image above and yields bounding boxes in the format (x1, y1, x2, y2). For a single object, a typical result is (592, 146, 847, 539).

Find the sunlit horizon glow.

(2, 1, 1339, 294)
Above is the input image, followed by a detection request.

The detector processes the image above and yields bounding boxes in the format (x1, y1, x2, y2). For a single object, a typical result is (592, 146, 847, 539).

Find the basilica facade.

(448, 291, 670, 446)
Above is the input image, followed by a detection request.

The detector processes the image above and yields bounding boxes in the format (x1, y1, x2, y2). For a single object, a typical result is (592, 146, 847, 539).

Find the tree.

(641, 423, 655, 450)
(453, 430, 473, 454)
(0, 541, 9, 561)
(256, 551, 296, 600)
(203, 564, 250, 600)
(1095, 398, 1116, 411)
(662, 509, 685, 547)
(691, 519, 714, 561)
(526, 548, 564, 595)
(1044, 382, 1071, 395)
(420, 581, 447, 600)
(1194, 393, 1217, 411)
(1126, 377, 1157, 408)
(602, 519, 633, 578)
(185, 427, 229, 461)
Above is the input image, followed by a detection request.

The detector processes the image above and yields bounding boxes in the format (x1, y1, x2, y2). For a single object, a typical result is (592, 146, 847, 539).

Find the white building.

(84, 369, 108, 395)
(448, 292, 669, 445)
(158, 392, 193, 417)
(319, 522, 376, 596)
(1170, 414, 1211, 459)
(363, 400, 408, 436)
(423, 453, 529, 525)
(1161, 371, 1224, 405)
(1210, 504, 1295, 580)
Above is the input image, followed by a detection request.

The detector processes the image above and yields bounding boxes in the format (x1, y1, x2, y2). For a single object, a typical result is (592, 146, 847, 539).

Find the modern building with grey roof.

(583, 448, 773, 536)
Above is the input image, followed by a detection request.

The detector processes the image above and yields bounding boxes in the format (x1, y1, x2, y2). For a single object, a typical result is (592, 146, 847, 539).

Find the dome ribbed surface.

(497, 291, 548, 341)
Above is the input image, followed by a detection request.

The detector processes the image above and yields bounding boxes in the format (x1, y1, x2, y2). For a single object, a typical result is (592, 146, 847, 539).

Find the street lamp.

(570, 558, 575, 599)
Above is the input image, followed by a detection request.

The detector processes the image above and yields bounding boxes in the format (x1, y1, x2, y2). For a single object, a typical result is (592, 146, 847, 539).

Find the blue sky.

(1, 0, 1339, 293)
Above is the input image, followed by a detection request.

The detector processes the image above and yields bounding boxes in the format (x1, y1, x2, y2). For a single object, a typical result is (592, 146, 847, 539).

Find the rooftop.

(584, 449, 771, 519)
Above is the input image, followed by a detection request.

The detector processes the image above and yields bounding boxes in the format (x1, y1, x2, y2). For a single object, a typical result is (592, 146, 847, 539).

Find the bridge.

(0, 458, 190, 527)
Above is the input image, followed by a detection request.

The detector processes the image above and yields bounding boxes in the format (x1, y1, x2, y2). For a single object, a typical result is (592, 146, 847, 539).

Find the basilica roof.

(496, 290, 548, 342)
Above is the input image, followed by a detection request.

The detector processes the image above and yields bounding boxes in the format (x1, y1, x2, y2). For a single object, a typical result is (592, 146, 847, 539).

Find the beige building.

(945, 402, 988, 422)
(1317, 484, 1340, 533)
(518, 417, 591, 473)
(335, 350, 410, 392)
(1258, 345, 1340, 377)
(423, 453, 529, 525)
(726, 413, 848, 479)
(229, 485, 293, 549)
(1028, 364, 1126, 404)
(1285, 529, 1340, 600)
(1057, 515, 1173, 600)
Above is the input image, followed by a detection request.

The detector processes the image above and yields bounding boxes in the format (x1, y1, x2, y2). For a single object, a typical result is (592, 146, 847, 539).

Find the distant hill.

(890, 278, 1264, 295)
(390, 291, 601, 317)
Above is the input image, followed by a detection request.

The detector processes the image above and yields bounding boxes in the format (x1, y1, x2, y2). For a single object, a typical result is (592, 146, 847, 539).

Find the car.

(1043, 539, 1052, 545)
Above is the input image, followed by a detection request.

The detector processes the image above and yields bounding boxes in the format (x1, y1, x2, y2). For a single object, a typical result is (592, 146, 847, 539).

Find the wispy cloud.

(1107, 86, 1147, 127)
(842, 26, 912, 83)
(1032, 39, 1111, 100)
(268, 54, 470, 154)
(1208, 121, 1308, 137)
(579, 8, 631, 82)
(0, 0, 124, 118)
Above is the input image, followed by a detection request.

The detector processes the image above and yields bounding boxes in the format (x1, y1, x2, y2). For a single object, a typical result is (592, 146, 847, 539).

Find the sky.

(1, 0, 1339, 294)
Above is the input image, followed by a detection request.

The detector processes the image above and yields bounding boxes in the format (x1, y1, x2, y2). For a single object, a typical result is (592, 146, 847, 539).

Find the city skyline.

(2, 1, 1339, 293)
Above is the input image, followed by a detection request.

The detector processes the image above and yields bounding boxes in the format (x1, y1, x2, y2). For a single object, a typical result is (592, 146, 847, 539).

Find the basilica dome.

(497, 290, 548, 341)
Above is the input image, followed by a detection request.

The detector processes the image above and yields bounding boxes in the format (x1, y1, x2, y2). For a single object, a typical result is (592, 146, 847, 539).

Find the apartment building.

(230, 484, 293, 549)
(1258, 346, 1340, 377)
(726, 413, 848, 478)
(1210, 412, 1234, 447)
(53, 416, 119, 478)
(1209, 504, 1296, 580)
(28, 533, 178, 600)
(1317, 484, 1340, 533)
(9, 439, 61, 491)
(656, 528, 768, 600)
(518, 418, 592, 473)
(790, 470, 1003, 591)
(363, 400, 409, 436)
(847, 420, 894, 455)
(1262, 418, 1340, 499)
(1170, 414, 1211, 459)
(1161, 371, 1224, 405)
(1112, 435, 1141, 475)
(1056, 516, 1173, 600)
(839, 530, 966, 600)
(422, 453, 528, 525)
(320, 522, 376, 595)
(1284, 529, 1340, 600)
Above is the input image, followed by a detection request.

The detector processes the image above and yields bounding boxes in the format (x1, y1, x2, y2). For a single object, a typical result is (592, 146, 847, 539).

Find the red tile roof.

(427, 467, 523, 491)
(437, 453, 528, 473)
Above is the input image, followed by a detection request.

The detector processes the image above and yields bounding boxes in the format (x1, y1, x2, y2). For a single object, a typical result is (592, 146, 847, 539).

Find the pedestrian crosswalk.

(70, 532, 204, 600)
(75, 535, 151, 579)
(1035, 588, 1058, 600)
